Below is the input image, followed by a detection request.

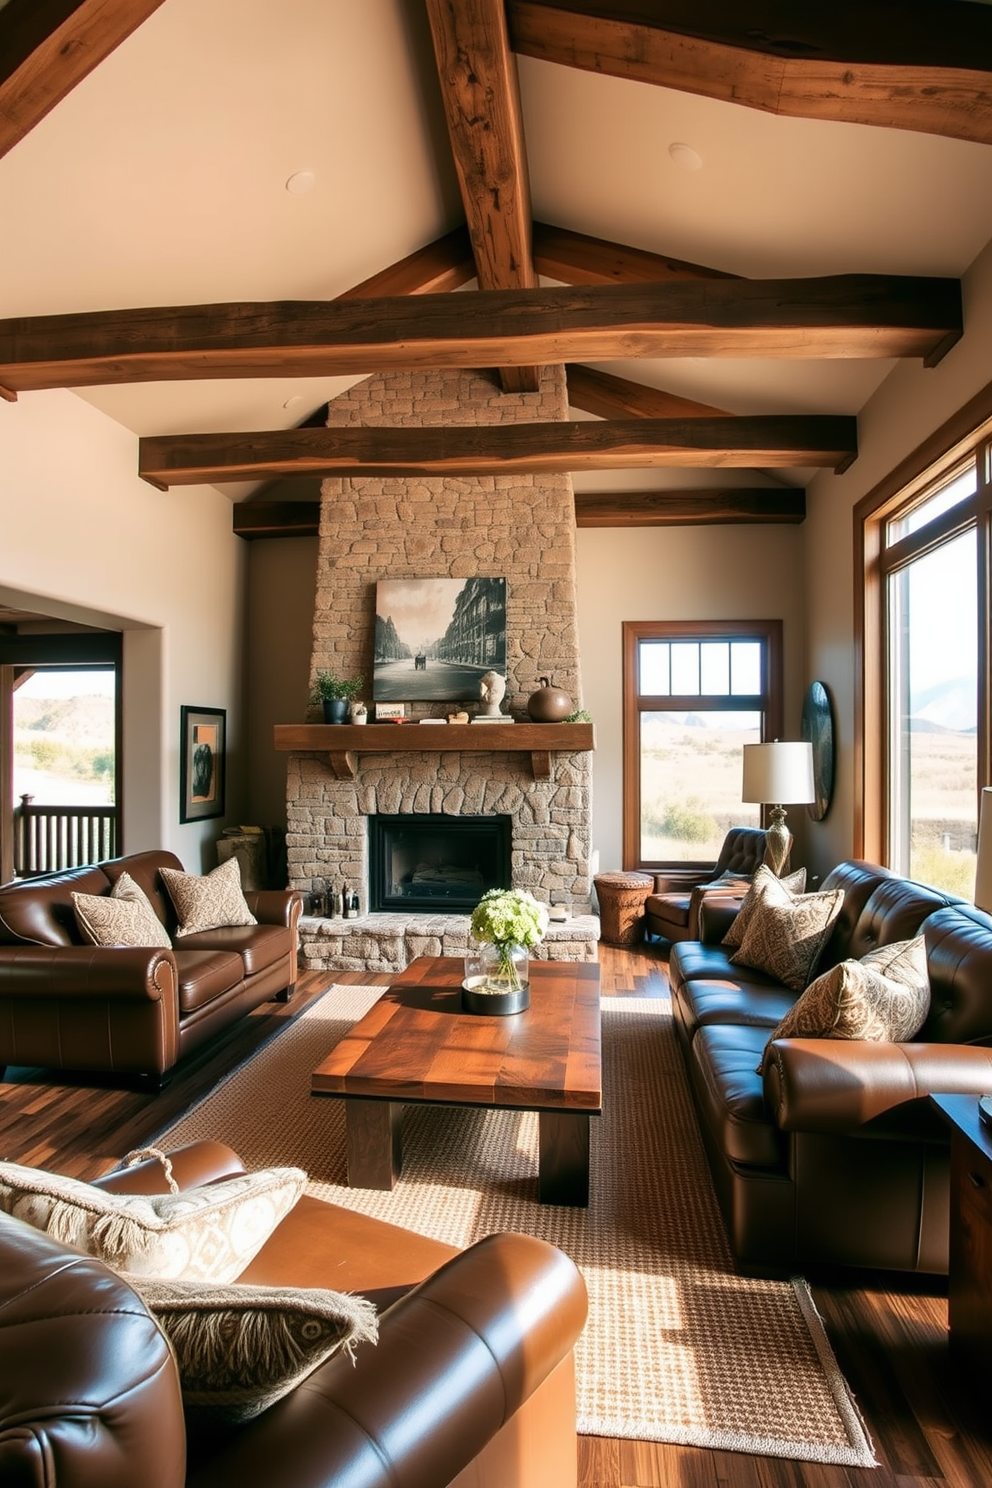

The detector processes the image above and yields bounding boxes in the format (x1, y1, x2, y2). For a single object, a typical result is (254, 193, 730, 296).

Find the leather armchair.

(644, 826, 772, 944)
(0, 1141, 588, 1488)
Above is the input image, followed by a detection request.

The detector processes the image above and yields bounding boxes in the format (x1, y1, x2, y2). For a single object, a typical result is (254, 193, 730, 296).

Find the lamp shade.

(742, 741, 815, 806)
(975, 787, 992, 913)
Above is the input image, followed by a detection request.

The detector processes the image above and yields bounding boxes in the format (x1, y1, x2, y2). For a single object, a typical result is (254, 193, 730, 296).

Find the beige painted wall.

(0, 388, 246, 868)
(804, 233, 992, 881)
(574, 523, 808, 874)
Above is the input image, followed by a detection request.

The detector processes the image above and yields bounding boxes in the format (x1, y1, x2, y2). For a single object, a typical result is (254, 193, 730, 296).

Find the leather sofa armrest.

(92, 1141, 248, 1194)
(186, 1231, 588, 1488)
(764, 1038, 992, 1136)
(244, 890, 304, 931)
(0, 945, 177, 1001)
(0, 1214, 186, 1488)
(695, 892, 747, 944)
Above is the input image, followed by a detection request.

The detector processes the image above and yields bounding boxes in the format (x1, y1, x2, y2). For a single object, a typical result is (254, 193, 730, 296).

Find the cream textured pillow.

(722, 864, 808, 949)
(757, 936, 930, 1073)
(160, 856, 257, 938)
(72, 870, 172, 949)
(125, 1275, 378, 1421)
(0, 1162, 304, 1282)
(728, 872, 843, 991)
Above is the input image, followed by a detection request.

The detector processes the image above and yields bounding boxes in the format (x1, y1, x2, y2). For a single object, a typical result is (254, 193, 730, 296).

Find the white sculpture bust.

(478, 670, 506, 716)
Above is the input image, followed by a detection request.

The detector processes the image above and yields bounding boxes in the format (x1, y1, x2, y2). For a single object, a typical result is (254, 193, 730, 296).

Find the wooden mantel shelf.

(274, 721, 595, 781)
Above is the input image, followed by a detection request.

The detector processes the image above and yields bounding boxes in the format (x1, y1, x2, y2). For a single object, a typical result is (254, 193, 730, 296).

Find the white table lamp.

(974, 787, 992, 913)
(742, 741, 815, 875)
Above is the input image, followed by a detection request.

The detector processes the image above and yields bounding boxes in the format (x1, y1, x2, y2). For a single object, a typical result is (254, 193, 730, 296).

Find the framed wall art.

(180, 705, 226, 823)
(373, 577, 507, 703)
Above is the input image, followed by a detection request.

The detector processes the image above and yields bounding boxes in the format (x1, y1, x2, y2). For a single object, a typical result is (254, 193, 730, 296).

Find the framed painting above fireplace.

(373, 577, 506, 703)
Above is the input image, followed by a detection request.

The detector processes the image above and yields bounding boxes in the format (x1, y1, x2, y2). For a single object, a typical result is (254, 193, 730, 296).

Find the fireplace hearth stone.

(298, 911, 600, 975)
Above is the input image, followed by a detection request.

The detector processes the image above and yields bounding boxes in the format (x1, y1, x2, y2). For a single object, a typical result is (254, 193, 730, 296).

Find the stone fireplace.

(284, 363, 598, 972)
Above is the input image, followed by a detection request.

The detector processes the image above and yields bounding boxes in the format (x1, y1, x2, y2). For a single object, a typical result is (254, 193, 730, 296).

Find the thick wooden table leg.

(538, 1111, 590, 1206)
(345, 1098, 403, 1189)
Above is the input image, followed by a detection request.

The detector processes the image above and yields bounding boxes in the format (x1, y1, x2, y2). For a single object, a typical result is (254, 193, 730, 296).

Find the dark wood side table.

(932, 1093, 992, 1370)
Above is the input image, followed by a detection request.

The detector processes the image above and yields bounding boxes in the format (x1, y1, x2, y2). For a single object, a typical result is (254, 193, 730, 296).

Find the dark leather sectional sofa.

(669, 859, 992, 1274)
(0, 850, 302, 1085)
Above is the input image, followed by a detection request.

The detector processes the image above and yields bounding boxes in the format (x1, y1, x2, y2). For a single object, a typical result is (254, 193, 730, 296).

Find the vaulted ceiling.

(2, 0, 992, 530)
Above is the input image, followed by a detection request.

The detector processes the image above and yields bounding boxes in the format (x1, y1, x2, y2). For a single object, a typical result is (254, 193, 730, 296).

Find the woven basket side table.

(594, 871, 655, 947)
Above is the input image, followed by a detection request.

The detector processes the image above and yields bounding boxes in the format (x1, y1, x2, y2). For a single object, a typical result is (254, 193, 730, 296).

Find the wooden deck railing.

(14, 795, 119, 877)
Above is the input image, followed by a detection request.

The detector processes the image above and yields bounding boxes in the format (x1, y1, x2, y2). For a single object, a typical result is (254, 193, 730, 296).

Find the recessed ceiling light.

(283, 395, 304, 410)
(285, 170, 316, 194)
(668, 142, 703, 172)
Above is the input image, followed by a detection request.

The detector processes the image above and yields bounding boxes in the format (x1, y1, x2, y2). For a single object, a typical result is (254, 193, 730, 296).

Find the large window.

(623, 621, 783, 869)
(859, 413, 992, 896)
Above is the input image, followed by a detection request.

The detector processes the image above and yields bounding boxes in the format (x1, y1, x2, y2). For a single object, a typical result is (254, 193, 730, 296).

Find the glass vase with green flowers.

(468, 888, 549, 995)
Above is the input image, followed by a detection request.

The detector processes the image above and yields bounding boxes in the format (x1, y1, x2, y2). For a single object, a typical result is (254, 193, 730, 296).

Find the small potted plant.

(310, 670, 365, 724)
(464, 887, 550, 1015)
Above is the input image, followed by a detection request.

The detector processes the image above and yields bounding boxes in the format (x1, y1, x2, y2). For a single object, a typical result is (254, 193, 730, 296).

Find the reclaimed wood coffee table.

(311, 955, 602, 1206)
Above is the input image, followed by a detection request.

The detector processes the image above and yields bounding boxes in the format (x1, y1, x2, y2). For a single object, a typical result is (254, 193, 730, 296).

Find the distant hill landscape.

(14, 693, 115, 803)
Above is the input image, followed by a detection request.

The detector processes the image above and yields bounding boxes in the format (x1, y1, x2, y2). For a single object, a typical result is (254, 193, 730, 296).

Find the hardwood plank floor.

(1, 942, 990, 1487)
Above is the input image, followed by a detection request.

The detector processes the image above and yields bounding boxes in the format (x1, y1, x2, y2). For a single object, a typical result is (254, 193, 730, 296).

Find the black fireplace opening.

(369, 813, 512, 913)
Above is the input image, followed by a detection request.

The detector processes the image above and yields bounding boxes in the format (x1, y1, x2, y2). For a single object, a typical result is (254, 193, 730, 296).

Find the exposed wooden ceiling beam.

(232, 483, 808, 537)
(0, 0, 167, 160)
(338, 226, 477, 299)
(574, 486, 805, 526)
(566, 364, 727, 419)
(533, 222, 736, 285)
(424, 0, 539, 393)
(138, 415, 856, 489)
(338, 220, 733, 303)
(233, 502, 320, 540)
(0, 276, 961, 396)
(508, 1, 992, 146)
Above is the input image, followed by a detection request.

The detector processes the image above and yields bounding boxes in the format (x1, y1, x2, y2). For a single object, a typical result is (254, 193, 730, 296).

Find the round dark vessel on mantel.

(322, 698, 349, 724)
(461, 978, 530, 1016)
(526, 676, 573, 722)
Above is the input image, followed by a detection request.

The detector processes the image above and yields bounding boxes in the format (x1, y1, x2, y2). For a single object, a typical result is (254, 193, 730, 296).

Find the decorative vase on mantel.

(322, 698, 349, 725)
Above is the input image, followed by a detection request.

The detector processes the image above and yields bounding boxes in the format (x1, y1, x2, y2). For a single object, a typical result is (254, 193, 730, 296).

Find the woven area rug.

(159, 986, 875, 1466)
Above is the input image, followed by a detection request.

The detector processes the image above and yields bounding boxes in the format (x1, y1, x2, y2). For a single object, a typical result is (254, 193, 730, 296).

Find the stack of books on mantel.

(470, 715, 515, 723)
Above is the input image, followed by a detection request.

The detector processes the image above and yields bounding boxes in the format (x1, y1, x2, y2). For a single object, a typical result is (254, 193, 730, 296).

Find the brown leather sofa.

(0, 850, 302, 1086)
(644, 826, 772, 944)
(669, 859, 992, 1274)
(0, 1141, 587, 1488)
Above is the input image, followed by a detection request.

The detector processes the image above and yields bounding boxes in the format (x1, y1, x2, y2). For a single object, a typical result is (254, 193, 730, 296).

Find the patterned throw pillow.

(72, 870, 173, 949)
(728, 870, 843, 991)
(722, 864, 808, 949)
(0, 1162, 304, 1282)
(125, 1275, 378, 1421)
(757, 935, 930, 1073)
(160, 856, 257, 938)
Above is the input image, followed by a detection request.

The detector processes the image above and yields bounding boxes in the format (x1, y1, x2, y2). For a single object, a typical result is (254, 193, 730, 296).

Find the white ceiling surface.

(1, 3, 992, 499)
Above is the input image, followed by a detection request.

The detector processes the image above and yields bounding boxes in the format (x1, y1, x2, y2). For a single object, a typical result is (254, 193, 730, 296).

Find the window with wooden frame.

(622, 620, 783, 871)
(856, 400, 992, 897)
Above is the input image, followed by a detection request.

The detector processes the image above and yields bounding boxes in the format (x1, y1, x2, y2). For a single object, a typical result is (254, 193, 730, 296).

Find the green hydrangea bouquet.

(470, 888, 550, 991)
